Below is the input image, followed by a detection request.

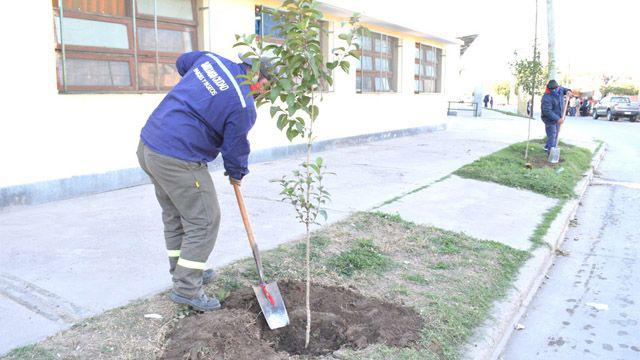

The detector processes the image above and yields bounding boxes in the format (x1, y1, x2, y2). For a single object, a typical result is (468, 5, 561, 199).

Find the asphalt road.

(502, 116, 640, 359)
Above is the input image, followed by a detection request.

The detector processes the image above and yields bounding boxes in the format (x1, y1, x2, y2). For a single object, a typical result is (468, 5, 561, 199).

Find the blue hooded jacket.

(541, 86, 569, 123)
(140, 51, 256, 180)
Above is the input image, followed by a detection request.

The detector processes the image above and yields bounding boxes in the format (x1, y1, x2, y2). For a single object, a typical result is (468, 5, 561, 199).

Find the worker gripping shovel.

(541, 79, 572, 164)
(137, 51, 288, 328)
(548, 94, 571, 163)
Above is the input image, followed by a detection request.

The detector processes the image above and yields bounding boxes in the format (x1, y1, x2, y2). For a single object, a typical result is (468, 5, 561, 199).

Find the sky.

(324, 0, 640, 91)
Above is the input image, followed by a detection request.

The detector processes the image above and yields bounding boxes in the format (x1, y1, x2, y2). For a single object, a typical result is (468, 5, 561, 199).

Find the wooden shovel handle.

(232, 183, 266, 282)
(557, 95, 571, 142)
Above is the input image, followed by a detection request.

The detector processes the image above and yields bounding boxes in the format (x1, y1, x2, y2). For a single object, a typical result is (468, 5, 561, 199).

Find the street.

(503, 115, 640, 359)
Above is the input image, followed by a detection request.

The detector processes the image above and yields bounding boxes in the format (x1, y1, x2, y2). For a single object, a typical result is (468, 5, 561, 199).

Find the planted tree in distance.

(511, 50, 547, 160)
(234, 0, 362, 348)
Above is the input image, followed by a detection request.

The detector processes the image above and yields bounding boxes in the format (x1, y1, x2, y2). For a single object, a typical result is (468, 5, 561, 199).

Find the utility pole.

(546, 0, 557, 80)
(525, 0, 539, 161)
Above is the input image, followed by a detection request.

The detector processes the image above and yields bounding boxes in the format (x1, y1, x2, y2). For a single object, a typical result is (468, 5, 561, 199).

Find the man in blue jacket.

(136, 51, 269, 311)
(541, 79, 572, 153)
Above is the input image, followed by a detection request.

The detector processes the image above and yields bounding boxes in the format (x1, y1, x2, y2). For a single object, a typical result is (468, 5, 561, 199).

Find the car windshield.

(611, 97, 631, 104)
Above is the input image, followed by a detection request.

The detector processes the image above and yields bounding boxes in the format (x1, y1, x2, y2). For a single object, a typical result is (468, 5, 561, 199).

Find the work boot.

(169, 291, 221, 312)
(202, 268, 216, 285)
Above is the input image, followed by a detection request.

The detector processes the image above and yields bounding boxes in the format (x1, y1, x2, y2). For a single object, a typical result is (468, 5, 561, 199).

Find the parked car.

(592, 96, 639, 121)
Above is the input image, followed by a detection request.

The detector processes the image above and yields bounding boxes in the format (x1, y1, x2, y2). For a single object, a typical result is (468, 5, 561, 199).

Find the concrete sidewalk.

(0, 113, 590, 354)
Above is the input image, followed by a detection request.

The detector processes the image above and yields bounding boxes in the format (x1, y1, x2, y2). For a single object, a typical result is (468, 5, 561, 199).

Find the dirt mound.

(161, 309, 280, 360)
(162, 280, 423, 359)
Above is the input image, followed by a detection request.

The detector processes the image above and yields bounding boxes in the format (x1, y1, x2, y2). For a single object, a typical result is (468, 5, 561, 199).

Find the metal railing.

(447, 101, 479, 117)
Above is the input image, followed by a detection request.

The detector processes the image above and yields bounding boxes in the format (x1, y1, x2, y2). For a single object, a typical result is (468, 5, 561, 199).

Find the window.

(52, 0, 197, 92)
(357, 31, 398, 93)
(255, 6, 331, 91)
(415, 43, 442, 93)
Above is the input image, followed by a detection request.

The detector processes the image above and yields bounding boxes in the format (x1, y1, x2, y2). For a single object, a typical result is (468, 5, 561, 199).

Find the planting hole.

(162, 280, 423, 358)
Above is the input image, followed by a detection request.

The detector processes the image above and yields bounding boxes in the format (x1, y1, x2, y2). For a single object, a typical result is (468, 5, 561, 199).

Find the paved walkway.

(379, 175, 557, 250)
(0, 112, 594, 354)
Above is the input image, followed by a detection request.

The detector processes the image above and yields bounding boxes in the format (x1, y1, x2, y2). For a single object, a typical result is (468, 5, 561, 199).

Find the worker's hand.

(558, 118, 565, 125)
(229, 176, 242, 187)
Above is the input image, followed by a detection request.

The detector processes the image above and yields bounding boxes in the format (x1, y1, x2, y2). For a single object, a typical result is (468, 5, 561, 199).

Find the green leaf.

(268, 86, 281, 102)
(270, 106, 280, 118)
(286, 127, 299, 141)
(310, 105, 320, 121)
(277, 114, 288, 130)
(339, 60, 350, 73)
(279, 78, 294, 91)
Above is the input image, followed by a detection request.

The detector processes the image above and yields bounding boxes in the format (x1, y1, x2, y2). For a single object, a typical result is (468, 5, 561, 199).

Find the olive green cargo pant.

(136, 140, 221, 298)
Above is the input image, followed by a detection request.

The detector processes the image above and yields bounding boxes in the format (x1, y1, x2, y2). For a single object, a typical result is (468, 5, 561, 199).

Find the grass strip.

(3, 212, 528, 360)
(454, 139, 591, 199)
(529, 200, 566, 249)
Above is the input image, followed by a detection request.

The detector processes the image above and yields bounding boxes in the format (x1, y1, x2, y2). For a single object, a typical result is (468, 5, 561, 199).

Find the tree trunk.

(526, 0, 540, 161)
(304, 95, 315, 349)
(304, 225, 311, 348)
(546, 0, 557, 80)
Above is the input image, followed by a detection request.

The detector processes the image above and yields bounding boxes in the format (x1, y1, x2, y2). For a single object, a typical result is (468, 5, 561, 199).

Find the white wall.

(0, 0, 459, 189)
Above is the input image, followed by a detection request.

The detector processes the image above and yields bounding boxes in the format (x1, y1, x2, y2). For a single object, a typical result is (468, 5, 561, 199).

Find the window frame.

(254, 5, 333, 92)
(414, 42, 443, 94)
(356, 30, 399, 94)
(56, 52, 136, 92)
(53, 0, 198, 93)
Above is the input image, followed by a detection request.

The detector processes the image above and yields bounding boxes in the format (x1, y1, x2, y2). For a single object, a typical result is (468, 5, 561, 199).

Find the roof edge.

(316, 2, 463, 46)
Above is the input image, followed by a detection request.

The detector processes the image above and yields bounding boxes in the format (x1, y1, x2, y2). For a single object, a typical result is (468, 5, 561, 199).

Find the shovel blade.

(548, 147, 560, 163)
(252, 282, 289, 329)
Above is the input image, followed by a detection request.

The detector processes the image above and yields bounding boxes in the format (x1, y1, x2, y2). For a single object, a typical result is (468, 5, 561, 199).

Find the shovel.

(232, 183, 289, 329)
(548, 95, 570, 163)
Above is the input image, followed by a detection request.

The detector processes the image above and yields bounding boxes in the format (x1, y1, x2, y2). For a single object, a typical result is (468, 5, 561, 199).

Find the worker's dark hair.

(238, 54, 275, 81)
(547, 79, 559, 89)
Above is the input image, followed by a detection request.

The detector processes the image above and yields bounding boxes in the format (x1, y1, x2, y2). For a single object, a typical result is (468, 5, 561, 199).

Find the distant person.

(569, 96, 579, 116)
(484, 94, 490, 108)
(526, 100, 532, 116)
(490, 96, 494, 109)
(541, 79, 572, 153)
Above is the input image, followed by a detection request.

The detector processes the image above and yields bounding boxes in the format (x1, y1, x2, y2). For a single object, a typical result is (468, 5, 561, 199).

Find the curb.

(462, 142, 608, 360)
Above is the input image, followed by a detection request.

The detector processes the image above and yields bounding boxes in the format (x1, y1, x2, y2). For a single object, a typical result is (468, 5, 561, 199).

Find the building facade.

(0, 0, 461, 207)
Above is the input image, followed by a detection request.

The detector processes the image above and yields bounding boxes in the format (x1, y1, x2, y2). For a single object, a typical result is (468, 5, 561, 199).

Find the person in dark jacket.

(541, 79, 572, 152)
(137, 51, 270, 311)
(483, 94, 490, 108)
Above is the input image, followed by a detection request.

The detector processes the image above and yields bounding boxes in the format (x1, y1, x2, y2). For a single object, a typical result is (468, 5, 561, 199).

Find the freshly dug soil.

(161, 308, 280, 360)
(162, 280, 424, 359)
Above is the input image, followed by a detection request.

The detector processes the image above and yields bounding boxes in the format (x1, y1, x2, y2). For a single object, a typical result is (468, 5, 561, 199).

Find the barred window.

(357, 31, 398, 93)
(415, 43, 442, 93)
(52, 0, 198, 92)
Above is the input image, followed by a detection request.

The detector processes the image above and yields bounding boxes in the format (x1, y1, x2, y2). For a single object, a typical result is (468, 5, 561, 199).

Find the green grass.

(328, 238, 392, 276)
(404, 274, 429, 285)
(454, 139, 592, 199)
(2, 345, 55, 360)
(529, 200, 566, 249)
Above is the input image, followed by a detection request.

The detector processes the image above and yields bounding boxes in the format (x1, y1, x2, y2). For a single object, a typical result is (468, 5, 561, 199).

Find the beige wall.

(0, 0, 459, 189)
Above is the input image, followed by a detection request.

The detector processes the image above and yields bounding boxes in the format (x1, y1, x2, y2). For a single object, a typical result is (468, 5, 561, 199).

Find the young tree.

(511, 51, 547, 99)
(234, 0, 362, 348)
(494, 81, 511, 104)
(511, 49, 547, 159)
